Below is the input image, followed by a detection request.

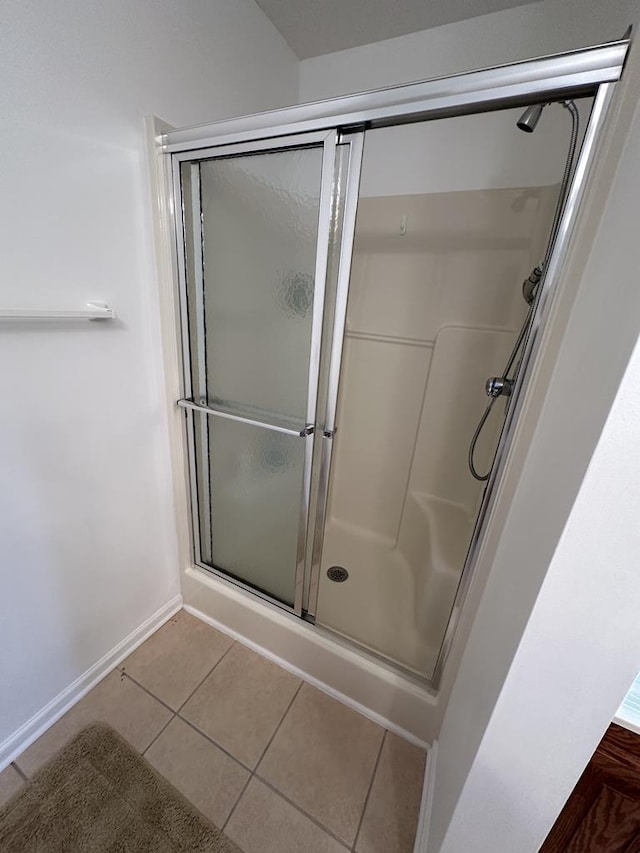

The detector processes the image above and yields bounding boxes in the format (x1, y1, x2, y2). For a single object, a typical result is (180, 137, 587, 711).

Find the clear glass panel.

(182, 145, 324, 424)
(193, 412, 306, 606)
(314, 100, 594, 680)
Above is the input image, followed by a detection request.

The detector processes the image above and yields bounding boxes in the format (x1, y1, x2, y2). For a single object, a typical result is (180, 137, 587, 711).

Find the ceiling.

(255, 0, 535, 59)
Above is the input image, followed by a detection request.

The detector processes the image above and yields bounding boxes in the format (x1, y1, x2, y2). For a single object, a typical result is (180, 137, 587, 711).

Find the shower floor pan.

(317, 493, 473, 679)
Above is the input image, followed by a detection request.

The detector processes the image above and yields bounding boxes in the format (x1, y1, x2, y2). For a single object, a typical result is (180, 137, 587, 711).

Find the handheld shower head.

(517, 103, 544, 133)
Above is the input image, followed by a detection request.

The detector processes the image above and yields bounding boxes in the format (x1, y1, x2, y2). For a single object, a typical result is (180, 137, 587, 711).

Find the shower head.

(517, 103, 544, 133)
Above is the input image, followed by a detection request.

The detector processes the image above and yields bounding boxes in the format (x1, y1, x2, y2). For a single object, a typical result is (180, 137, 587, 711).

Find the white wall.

(299, 1, 635, 100)
(0, 0, 297, 754)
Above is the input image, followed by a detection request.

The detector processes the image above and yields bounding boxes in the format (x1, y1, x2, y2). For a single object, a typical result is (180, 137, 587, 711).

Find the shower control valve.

(485, 377, 514, 398)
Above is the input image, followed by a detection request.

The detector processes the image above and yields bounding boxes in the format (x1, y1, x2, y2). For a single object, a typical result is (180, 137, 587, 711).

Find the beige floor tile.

(181, 643, 300, 769)
(15, 671, 172, 778)
(225, 778, 349, 853)
(355, 732, 426, 853)
(0, 765, 25, 807)
(120, 610, 234, 710)
(145, 716, 249, 827)
(257, 683, 384, 846)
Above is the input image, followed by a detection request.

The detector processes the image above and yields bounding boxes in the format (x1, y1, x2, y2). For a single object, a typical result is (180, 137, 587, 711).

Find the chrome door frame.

(185, 163, 213, 562)
(305, 130, 364, 619)
(162, 41, 626, 153)
(172, 129, 339, 616)
(166, 37, 629, 686)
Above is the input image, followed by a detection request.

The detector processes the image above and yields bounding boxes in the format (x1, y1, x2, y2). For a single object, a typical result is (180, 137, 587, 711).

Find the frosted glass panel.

(186, 146, 323, 422)
(193, 413, 305, 606)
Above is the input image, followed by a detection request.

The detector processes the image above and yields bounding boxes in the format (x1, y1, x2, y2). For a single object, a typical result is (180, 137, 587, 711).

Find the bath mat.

(0, 723, 241, 852)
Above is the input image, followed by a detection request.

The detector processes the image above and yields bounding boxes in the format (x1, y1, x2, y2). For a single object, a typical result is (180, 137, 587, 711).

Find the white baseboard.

(613, 714, 640, 736)
(414, 738, 438, 853)
(184, 602, 430, 750)
(0, 594, 183, 771)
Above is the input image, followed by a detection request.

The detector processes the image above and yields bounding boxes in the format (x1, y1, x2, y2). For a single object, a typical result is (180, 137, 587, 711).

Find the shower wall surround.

(316, 185, 557, 675)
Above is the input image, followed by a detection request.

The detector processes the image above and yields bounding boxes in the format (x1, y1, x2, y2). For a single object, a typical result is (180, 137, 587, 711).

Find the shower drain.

(327, 566, 349, 583)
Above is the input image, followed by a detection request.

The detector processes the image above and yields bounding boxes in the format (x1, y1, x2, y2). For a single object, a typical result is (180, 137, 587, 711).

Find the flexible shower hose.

(468, 99, 580, 482)
(468, 306, 533, 481)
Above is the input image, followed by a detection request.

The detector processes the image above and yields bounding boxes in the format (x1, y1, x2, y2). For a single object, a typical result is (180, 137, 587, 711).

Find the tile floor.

(0, 609, 426, 852)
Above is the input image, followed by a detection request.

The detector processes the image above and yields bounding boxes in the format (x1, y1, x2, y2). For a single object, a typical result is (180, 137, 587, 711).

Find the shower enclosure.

(161, 40, 627, 693)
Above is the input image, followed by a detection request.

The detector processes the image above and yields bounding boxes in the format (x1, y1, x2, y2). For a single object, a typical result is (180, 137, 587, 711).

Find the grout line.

(119, 672, 176, 715)
(118, 640, 237, 718)
(176, 641, 237, 714)
(253, 773, 351, 850)
(205, 680, 305, 834)
(351, 730, 387, 853)
(253, 681, 303, 772)
(115, 622, 382, 849)
(142, 713, 176, 757)
(221, 772, 253, 832)
(176, 676, 304, 777)
(11, 762, 30, 785)
(174, 715, 254, 773)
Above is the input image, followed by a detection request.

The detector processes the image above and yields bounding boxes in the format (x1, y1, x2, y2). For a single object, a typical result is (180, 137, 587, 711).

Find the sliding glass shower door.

(174, 131, 346, 612)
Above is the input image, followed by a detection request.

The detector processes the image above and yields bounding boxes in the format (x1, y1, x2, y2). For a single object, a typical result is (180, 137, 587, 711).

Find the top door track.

(162, 40, 627, 153)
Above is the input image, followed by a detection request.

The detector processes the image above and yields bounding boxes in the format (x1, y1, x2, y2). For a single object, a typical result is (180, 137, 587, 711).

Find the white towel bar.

(0, 302, 115, 321)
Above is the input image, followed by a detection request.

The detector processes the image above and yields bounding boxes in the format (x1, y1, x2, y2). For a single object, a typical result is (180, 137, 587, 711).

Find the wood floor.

(541, 723, 640, 852)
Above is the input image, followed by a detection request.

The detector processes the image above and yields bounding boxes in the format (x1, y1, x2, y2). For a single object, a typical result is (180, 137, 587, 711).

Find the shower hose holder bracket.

(485, 376, 514, 398)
